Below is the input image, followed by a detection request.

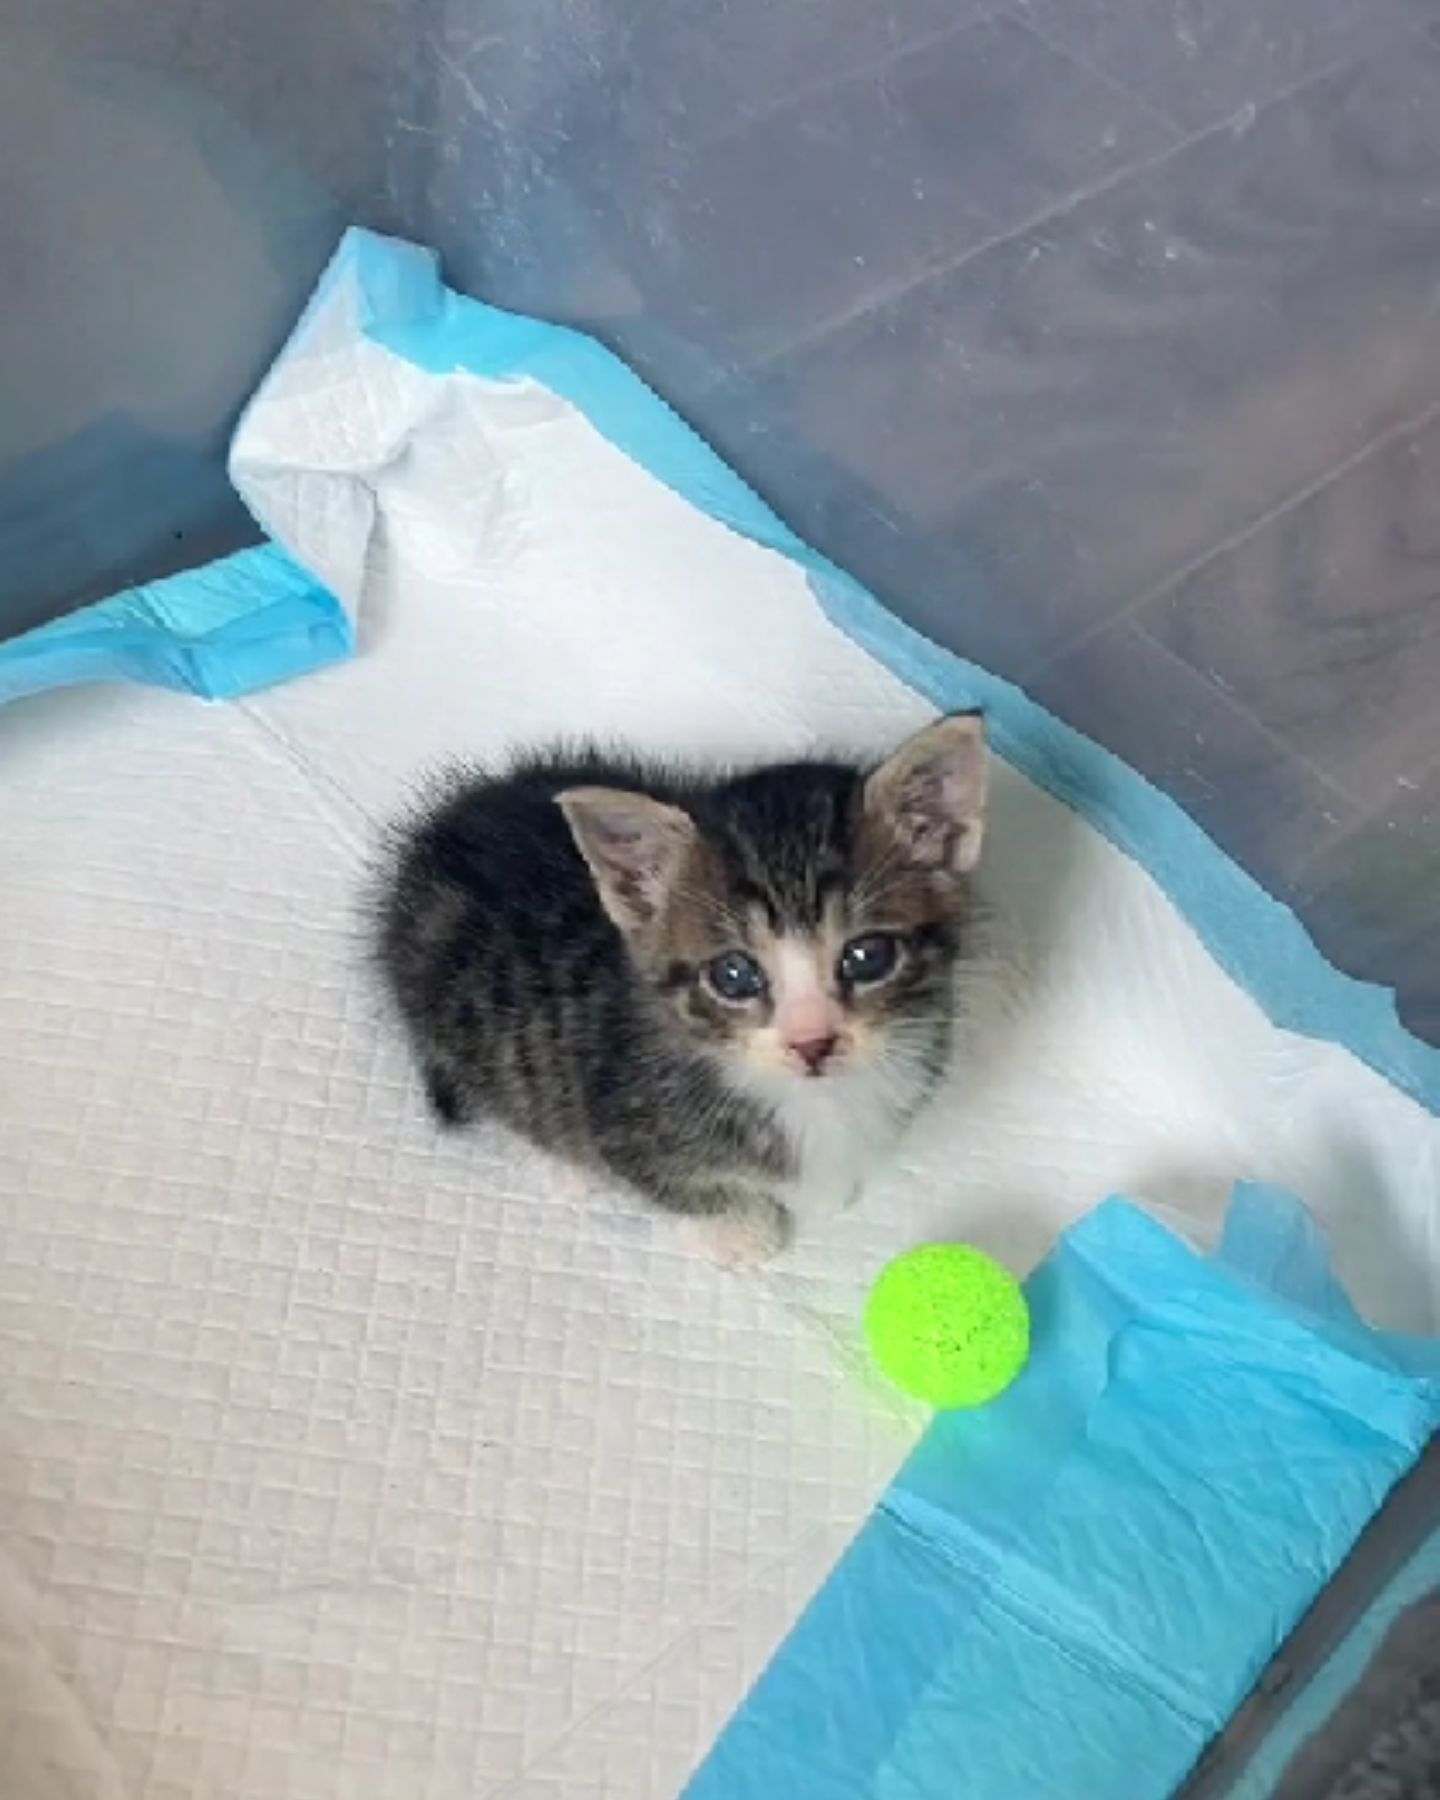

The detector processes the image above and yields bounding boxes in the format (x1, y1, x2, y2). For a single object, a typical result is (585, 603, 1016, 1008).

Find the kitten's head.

(557, 716, 988, 1087)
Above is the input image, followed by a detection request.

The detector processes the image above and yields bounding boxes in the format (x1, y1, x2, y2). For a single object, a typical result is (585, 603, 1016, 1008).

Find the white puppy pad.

(0, 242, 1435, 1800)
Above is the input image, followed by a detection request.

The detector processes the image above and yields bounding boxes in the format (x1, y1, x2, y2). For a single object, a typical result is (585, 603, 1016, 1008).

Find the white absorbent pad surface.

(1, 236, 1437, 1800)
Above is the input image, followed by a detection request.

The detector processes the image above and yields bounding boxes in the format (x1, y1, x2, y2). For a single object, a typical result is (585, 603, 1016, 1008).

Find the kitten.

(373, 714, 989, 1265)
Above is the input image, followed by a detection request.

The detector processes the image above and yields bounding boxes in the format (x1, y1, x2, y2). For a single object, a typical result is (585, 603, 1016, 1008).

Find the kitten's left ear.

(864, 713, 989, 876)
(557, 787, 698, 933)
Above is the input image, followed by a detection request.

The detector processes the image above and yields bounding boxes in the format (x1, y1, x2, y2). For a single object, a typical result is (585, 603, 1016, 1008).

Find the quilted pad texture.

(0, 247, 1436, 1799)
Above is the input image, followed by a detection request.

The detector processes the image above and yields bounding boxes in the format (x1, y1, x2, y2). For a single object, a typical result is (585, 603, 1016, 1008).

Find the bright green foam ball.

(864, 1244, 1030, 1409)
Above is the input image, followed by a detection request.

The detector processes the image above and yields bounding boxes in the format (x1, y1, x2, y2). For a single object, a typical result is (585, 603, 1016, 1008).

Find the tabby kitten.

(374, 715, 989, 1265)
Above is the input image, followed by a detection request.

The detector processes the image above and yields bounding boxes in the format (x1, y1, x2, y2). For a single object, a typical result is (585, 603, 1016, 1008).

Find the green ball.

(864, 1244, 1030, 1408)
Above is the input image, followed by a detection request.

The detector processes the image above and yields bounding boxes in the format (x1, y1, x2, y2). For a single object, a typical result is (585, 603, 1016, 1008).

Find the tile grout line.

(1286, 729, 1440, 891)
(1116, 621, 1363, 877)
(739, 24, 1437, 377)
(660, 5, 1017, 164)
(1000, 4, 1182, 139)
(1023, 386, 1440, 752)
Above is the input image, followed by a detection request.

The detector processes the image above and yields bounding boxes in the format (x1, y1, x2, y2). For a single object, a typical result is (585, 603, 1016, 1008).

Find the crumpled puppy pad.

(685, 1187, 1440, 1800)
(0, 231, 1436, 1800)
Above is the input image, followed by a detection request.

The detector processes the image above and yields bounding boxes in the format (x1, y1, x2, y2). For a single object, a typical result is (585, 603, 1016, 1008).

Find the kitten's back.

(378, 754, 619, 1136)
(373, 748, 728, 1152)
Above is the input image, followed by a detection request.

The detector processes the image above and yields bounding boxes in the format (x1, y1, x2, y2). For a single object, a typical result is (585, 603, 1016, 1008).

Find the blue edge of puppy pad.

(685, 1186, 1439, 1799)
(0, 541, 350, 707)
(1225, 1523, 1440, 1800)
(2, 227, 1435, 1795)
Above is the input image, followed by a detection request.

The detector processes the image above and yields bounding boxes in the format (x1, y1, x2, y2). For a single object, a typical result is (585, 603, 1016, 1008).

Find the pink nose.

(790, 1034, 838, 1075)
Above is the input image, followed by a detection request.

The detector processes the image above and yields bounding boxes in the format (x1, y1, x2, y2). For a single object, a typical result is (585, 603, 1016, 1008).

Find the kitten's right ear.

(557, 788, 698, 933)
(864, 712, 989, 877)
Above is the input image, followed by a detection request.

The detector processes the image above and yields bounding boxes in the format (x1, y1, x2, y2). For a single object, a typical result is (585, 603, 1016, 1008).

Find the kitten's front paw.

(692, 1199, 792, 1270)
(785, 1176, 864, 1219)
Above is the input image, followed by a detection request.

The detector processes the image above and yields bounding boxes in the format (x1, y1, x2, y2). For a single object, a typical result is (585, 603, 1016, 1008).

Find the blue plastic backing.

(257, 226, 1440, 1117)
(0, 542, 350, 706)
(682, 1187, 1440, 1800)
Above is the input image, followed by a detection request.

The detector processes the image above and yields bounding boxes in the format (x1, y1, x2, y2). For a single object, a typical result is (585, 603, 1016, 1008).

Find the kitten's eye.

(838, 932, 900, 986)
(706, 949, 768, 1003)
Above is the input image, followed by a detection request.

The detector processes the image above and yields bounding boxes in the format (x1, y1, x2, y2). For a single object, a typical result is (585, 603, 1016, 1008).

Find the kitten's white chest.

(769, 1067, 910, 1218)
